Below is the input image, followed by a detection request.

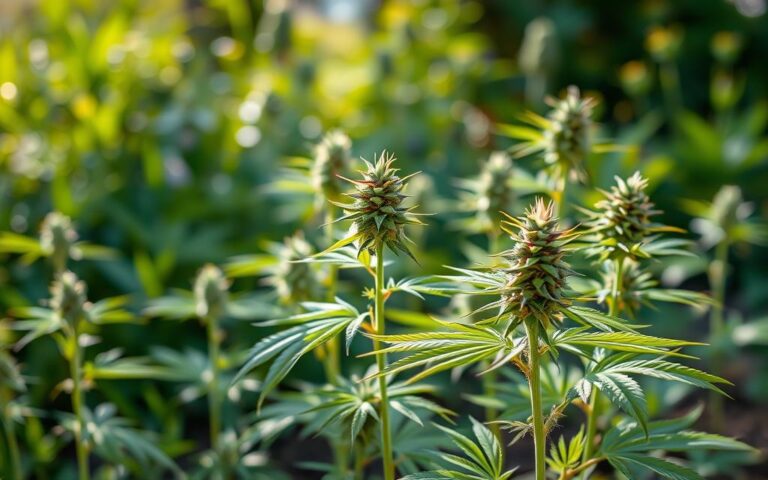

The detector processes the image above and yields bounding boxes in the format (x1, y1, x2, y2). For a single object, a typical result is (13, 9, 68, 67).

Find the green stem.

(554, 172, 569, 220)
(373, 242, 395, 480)
(354, 441, 365, 480)
(483, 232, 501, 437)
(324, 207, 341, 385)
(2, 389, 22, 480)
(69, 333, 89, 480)
(207, 315, 222, 452)
(710, 240, 729, 342)
(582, 259, 624, 477)
(324, 207, 347, 477)
(709, 240, 729, 430)
(660, 61, 683, 123)
(524, 320, 546, 480)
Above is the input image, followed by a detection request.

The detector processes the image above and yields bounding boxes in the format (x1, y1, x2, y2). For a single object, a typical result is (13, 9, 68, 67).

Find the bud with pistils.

(584, 172, 667, 262)
(50, 271, 88, 326)
(194, 264, 229, 319)
(543, 86, 596, 181)
(336, 151, 423, 259)
(499, 199, 577, 329)
(312, 130, 352, 207)
(271, 233, 321, 305)
(476, 152, 515, 234)
(40, 212, 78, 273)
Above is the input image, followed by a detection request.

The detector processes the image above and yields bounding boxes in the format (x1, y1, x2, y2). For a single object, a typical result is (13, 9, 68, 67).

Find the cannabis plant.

(12, 271, 180, 479)
(686, 185, 768, 428)
(1, 346, 25, 480)
(452, 150, 519, 432)
(0, 212, 114, 275)
(235, 151, 426, 480)
(454, 151, 516, 240)
(368, 198, 750, 480)
(145, 263, 278, 476)
(266, 129, 354, 225)
(496, 86, 600, 213)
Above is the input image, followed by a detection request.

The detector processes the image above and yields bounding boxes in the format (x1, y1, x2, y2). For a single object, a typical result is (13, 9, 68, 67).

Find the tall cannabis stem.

(324, 207, 341, 384)
(52, 272, 90, 480)
(582, 259, 624, 469)
(313, 130, 351, 386)
(580, 172, 658, 476)
(354, 441, 366, 480)
(206, 315, 222, 450)
(194, 265, 229, 453)
(374, 242, 395, 480)
(554, 177, 568, 220)
(483, 232, 502, 437)
(69, 332, 89, 480)
(709, 239, 729, 430)
(334, 151, 422, 480)
(499, 199, 575, 480)
(525, 319, 546, 480)
(324, 206, 347, 476)
(1, 388, 22, 480)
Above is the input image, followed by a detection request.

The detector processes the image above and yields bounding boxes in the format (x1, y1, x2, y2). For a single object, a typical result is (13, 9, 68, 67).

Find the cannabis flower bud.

(50, 271, 88, 326)
(519, 17, 559, 76)
(691, 185, 763, 249)
(710, 185, 745, 233)
(499, 199, 576, 328)
(598, 261, 652, 317)
(585, 172, 661, 261)
(40, 212, 78, 273)
(337, 151, 422, 258)
(194, 264, 229, 319)
(312, 130, 352, 206)
(271, 233, 321, 305)
(543, 86, 596, 180)
(476, 151, 515, 233)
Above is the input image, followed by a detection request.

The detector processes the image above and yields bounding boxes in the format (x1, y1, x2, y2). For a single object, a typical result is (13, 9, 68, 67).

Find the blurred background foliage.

(1, 0, 768, 477)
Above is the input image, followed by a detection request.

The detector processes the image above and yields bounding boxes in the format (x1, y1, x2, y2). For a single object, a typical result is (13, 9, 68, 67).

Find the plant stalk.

(483, 232, 501, 437)
(206, 315, 222, 451)
(660, 61, 683, 123)
(373, 242, 395, 480)
(554, 171, 569, 220)
(324, 207, 348, 477)
(582, 258, 624, 477)
(709, 240, 729, 430)
(69, 333, 89, 480)
(524, 320, 546, 480)
(2, 388, 22, 480)
(324, 207, 341, 384)
(354, 441, 365, 480)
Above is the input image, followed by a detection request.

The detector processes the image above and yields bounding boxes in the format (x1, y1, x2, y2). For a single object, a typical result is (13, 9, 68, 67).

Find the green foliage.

(401, 417, 517, 480)
(234, 299, 369, 407)
(1, 1, 766, 479)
